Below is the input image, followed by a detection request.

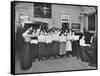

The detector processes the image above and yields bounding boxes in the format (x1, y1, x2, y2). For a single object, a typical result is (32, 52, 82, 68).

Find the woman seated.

(79, 35, 91, 62)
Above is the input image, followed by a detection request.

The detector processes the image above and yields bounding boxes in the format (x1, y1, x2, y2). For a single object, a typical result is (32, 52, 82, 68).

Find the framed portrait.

(60, 15, 69, 23)
(11, 1, 98, 75)
(34, 3, 51, 18)
(71, 23, 80, 31)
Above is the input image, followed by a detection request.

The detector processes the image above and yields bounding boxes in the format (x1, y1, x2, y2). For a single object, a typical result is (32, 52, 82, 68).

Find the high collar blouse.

(45, 35, 53, 43)
(52, 33, 60, 41)
(38, 34, 46, 42)
(59, 35, 66, 42)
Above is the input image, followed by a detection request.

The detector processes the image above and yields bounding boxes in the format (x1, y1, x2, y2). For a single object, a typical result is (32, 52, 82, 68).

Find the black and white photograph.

(11, 1, 98, 75)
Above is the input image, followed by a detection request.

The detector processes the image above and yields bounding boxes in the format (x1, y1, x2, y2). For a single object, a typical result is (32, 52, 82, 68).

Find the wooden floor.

(15, 55, 96, 74)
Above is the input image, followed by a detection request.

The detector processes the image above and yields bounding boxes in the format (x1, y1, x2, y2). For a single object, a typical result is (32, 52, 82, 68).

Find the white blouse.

(59, 35, 66, 42)
(66, 35, 73, 41)
(38, 35, 46, 42)
(52, 33, 59, 41)
(22, 30, 31, 42)
(80, 39, 90, 46)
(72, 35, 79, 40)
(45, 35, 53, 43)
(30, 40, 38, 44)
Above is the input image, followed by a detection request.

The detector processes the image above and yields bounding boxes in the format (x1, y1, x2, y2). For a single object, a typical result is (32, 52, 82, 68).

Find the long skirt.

(38, 42, 45, 59)
(59, 42, 66, 55)
(72, 40, 79, 58)
(80, 46, 91, 62)
(16, 37, 24, 56)
(52, 41, 59, 56)
(45, 43, 52, 57)
(20, 42, 32, 70)
(83, 46, 96, 64)
(30, 43, 38, 61)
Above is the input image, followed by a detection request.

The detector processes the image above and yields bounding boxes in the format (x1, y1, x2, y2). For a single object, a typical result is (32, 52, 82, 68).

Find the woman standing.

(66, 30, 72, 57)
(21, 27, 32, 70)
(59, 33, 66, 58)
(52, 30, 60, 59)
(80, 35, 91, 62)
(38, 31, 46, 61)
(30, 29, 38, 62)
(45, 31, 53, 59)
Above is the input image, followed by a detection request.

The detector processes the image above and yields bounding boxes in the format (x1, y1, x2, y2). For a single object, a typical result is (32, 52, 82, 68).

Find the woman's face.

(69, 30, 71, 32)
(82, 36, 85, 39)
(40, 31, 43, 35)
(33, 29, 35, 32)
(44, 32, 47, 35)
(66, 30, 68, 32)
(29, 27, 32, 30)
(67, 32, 70, 35)
(61, 34, 64, 36)
(54, 30, 57, 34)
(72, 32, 75, 35)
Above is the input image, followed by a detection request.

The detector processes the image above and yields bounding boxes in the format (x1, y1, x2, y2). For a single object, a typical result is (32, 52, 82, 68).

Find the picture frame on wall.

(11, 1, 98, 75)
(71, 23, 80, 31)
(34, 2, 51, 18)
(60, 15, 69, 23)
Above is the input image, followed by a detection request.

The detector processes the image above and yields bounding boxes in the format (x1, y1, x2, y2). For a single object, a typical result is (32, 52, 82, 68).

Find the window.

(88, 14, 95, 31)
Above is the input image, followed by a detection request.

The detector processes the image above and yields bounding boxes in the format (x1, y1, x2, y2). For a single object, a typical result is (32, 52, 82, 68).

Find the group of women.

(16, 23, 97, 70)
(22, 25, 79, 62)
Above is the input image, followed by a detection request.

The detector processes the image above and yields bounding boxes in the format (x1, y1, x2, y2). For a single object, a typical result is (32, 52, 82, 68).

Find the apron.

(66, 40, 72, 51)
(59, 42, 66, 55)
(66, 35, 72, 51)
(59, 35, 66, 55)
